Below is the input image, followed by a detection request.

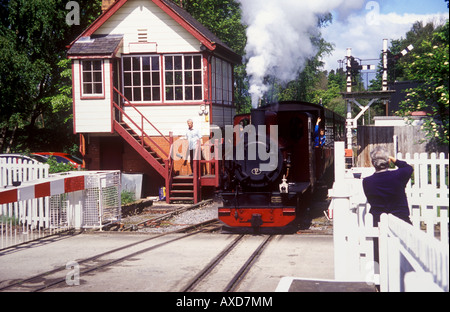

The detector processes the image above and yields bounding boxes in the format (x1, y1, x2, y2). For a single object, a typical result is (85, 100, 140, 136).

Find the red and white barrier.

(1, 172, 90, 205)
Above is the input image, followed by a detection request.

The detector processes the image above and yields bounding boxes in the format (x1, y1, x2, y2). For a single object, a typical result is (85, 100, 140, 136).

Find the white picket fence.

(329, 142, 449, 292)
(0, 157, 49, 187)
(1, 158, 51, 249)
(1, 157, 50, 228)
(401, 152, 449, 237)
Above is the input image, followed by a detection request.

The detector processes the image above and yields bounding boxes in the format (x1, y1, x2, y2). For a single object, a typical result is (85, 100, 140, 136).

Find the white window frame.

(122, 55, 162, 103)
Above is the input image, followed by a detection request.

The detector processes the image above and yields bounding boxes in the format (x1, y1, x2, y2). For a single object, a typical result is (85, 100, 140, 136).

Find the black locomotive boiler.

(218, 101, 345, 230)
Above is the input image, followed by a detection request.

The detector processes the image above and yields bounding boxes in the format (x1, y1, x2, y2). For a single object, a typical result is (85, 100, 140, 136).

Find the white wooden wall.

(95, 0, 200, 54)
(72, 0, 235, 136)
(73, 59, 113, 133)
(123, 105, 210, 136)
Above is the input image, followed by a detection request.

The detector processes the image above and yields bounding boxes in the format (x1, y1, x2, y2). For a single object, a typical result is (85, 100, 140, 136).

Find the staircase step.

(114, 120, 166, 178)
(171, 183, 193, 187)
(173, 175, 194, 180)
(168, 197, 194, 201)
(171, 190, 193, 194)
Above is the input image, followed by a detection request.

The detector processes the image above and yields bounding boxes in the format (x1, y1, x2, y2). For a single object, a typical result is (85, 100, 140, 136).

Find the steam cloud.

(237, 0, 365, 107)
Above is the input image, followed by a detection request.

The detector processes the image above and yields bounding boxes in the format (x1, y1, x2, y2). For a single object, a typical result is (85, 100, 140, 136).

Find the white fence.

(1, 158, 51, 248)
(401, 152, 449, 237)
(329, 142, 449, 292)
(379, 213, 448, 292)
(0, 157, 49, 187)
(1, 169, 121, 249)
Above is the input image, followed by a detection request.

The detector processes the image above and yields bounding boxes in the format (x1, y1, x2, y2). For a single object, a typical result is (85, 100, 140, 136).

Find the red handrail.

(113, 87, 170, 144)
(112, 101, 168, 158)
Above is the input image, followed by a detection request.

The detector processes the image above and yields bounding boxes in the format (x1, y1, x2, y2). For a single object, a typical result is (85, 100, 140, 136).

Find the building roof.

(67, 35, 123, 57)
(160, 0, 228, 50)
(67, 0, 241, 64)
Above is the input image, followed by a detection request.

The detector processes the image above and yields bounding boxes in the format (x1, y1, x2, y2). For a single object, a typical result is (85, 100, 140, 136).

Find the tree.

(370, 21, 442, 89)
(0, 0, 101, 153)
(310, 69, 346, 117)
(398, 20, 449, 146)
(174, 0, 250, 112)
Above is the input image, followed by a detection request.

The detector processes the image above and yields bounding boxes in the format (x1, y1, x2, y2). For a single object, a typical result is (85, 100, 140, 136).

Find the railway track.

(116, 199, 214, 232)
(0, 220, 275, 292)
(0, 196, 332, 292)
(182, 234, 274, 292)
(0, 219, 220, 292)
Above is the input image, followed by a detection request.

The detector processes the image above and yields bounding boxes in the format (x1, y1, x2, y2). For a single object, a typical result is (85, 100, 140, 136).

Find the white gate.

(329, 142, 449, 292)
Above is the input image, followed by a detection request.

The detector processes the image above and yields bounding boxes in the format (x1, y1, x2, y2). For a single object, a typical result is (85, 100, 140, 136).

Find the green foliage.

(0, 0, 101, 153)
(177, 0, 246, 55)
(397, 20, 449, 146)
(121, 190, 136, 205)
(46, 156, 77, 174)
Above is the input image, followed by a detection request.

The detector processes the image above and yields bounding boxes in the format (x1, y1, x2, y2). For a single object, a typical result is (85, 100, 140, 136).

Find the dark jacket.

(362, 159, 413, 225)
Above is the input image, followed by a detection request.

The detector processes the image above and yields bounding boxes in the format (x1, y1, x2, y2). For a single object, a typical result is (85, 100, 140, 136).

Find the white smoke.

(237, 0, 365, 107)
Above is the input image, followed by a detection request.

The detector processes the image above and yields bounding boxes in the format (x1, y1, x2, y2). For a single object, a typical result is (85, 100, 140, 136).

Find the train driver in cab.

(314, 117, 326, 148)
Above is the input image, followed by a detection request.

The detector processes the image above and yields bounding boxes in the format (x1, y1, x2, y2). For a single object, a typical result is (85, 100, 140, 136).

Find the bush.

(121, 190, 136, 205)
(46, 156, 76, 173)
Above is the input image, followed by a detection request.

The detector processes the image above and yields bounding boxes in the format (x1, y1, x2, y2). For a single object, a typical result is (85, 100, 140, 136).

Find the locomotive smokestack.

(251, 108, 266, 127)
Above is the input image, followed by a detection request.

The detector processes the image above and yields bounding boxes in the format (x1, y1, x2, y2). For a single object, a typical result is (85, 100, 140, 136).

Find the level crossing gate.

(0, 170, 121, 249)
(329, 142, 449, 292)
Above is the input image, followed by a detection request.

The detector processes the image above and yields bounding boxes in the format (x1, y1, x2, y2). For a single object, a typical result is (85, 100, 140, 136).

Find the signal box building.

(67, 0, 241, 202)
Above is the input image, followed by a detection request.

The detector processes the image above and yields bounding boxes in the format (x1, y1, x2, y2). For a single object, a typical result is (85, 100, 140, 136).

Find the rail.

(0, 218, 220, 291)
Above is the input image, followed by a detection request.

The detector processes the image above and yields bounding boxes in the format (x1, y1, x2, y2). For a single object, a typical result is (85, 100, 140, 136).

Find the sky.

(320, 0, 449, 73)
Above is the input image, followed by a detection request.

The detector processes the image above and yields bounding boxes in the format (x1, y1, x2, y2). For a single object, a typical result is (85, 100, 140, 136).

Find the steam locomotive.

(218, 101, 345, 230)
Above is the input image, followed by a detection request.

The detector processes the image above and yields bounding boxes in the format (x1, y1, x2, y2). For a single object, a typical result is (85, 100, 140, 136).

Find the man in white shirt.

(184, 119, 201, 174)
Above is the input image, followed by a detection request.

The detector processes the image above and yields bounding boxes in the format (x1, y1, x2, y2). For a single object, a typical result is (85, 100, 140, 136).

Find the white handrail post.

(378, 213, 389, 292)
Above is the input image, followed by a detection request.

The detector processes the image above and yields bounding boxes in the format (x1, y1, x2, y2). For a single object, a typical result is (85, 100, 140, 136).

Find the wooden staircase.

(169, 175, 196, 202)
(113, 120, 166, 177)
(112, 87, 219, 204)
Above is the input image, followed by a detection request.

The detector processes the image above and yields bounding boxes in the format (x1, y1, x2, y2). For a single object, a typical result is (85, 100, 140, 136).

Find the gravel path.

(135, 201, 219, 233)
(117, 184, 333, 235)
